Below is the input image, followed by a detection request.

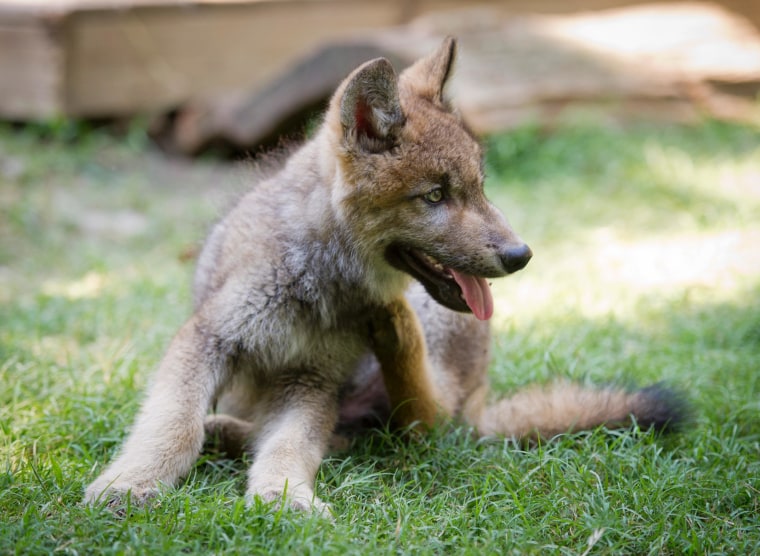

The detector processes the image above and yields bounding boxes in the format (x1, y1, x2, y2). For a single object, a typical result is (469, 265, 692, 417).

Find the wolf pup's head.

(325, 37, 531, 321)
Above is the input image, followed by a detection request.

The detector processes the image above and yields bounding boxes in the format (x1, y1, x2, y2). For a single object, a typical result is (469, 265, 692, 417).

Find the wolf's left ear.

(399, 36, 457, 105)
(337, 57, 405, 153)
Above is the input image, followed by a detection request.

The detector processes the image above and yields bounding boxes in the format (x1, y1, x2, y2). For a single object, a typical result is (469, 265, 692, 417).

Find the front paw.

(83, 475, 160, 509)
(247, 482, 333, 518)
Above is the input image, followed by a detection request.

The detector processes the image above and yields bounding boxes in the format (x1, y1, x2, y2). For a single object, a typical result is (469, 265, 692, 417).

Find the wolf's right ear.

(399, 36, 457, 106)
(336, 58, 405, 153)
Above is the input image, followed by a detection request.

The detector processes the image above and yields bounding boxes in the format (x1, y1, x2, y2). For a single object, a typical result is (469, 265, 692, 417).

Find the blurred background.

(1, 0, 759, 154)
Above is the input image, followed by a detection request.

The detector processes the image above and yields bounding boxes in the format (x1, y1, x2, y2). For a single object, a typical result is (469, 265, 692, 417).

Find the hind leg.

(204, 414, 256, 459)
(404, 283, 493, 424)
(204, 374, 262, 458)
(370, 296, 441, 428)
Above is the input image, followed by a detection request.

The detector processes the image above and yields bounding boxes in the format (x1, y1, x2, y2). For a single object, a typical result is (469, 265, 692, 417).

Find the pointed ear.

(337, 57, 405, 153)
(399, 36, 457, 105)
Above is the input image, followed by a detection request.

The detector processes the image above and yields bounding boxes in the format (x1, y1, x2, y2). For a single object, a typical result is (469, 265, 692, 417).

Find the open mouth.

(386, 246, 494, 321)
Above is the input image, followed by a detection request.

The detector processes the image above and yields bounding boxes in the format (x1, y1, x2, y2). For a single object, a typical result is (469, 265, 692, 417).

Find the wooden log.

(170, 41, 412, 154)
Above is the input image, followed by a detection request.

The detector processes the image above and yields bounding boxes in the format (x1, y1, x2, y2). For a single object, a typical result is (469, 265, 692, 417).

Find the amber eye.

(423, 188, 444, 205)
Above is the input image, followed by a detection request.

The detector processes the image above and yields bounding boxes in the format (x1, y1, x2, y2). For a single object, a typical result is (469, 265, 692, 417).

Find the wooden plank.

(63, 1, 405, 116)
(0, 22, 63, 118)
(0, 0, 422, 118)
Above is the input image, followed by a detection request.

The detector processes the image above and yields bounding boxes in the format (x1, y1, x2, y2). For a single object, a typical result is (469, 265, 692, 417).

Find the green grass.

(1, 119, 759, 554)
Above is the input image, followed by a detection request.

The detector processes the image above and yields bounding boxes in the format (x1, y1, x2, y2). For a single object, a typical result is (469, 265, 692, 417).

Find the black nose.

(500, 244, 532, 274)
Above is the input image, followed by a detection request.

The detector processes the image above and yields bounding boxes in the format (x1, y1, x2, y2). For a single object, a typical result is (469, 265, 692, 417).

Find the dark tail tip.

(631, 383, 692, 433)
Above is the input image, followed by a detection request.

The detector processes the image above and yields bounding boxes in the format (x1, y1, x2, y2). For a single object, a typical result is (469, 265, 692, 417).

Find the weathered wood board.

(1, 0, 412, 118)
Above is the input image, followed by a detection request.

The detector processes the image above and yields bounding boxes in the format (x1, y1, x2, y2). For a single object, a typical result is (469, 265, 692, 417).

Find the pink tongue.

(449, 269, 494, 321)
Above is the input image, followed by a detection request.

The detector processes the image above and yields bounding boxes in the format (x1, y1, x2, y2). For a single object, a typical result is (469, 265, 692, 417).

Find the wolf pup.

(84, 38, 684, 514)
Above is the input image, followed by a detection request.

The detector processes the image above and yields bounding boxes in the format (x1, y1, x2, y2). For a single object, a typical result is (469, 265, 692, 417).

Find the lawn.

(1, 118, 758, 554)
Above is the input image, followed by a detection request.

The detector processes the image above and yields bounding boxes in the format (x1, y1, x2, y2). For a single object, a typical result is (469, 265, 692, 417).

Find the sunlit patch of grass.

(1, 119, 759, 554)
(486, 119, 760, 326)
(492, 226, 760, 327)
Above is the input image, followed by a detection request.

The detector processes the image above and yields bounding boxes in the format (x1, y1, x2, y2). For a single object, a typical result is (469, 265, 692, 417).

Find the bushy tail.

(476, 381, 687, 441)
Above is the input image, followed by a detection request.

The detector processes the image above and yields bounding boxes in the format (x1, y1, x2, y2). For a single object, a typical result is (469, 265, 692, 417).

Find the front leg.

(247, 375, 339, 515)
(84, 315, 227, 506)
(370, 297, 440, 429)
